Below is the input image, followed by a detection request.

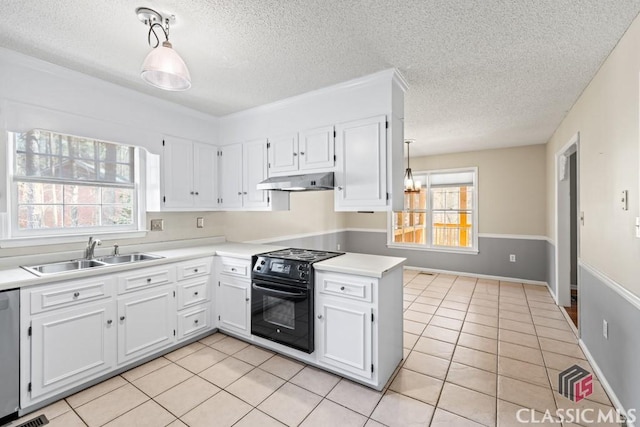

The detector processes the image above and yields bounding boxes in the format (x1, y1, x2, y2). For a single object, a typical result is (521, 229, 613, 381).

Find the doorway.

(555, 133, 579, 328)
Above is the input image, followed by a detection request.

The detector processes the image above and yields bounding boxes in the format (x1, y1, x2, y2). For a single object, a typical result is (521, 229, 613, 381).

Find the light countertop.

(0, 241, 405, 291)
(314, 253, 406, 278)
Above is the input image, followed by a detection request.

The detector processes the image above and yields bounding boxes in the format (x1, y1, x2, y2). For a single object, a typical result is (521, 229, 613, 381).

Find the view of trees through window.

(11, 130, 136, 232)
(392, 170, 475, 249)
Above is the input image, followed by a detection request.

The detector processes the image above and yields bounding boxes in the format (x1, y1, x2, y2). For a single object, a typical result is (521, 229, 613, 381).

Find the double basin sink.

(23, 253, 163, 276)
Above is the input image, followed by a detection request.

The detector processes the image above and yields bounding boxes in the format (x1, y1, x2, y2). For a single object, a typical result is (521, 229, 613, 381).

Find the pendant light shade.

(404, 140, 419, 193)
(141, 41, 191, 91)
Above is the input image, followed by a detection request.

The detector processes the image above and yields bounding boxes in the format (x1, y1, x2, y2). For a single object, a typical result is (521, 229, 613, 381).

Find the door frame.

(554, 132, 580, 310)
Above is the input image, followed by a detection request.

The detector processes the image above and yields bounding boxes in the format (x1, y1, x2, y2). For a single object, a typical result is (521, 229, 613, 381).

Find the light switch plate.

(197, 217, 204, 228)
(150, 219, 164, 231)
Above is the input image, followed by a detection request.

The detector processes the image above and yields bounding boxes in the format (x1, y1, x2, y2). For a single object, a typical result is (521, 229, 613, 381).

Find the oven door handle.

(252, 283, 307, 299)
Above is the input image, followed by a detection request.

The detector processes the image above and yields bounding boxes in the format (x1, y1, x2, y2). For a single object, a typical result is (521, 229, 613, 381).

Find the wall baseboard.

(578, 339, 635, 427)
(404, 265, 549, 287)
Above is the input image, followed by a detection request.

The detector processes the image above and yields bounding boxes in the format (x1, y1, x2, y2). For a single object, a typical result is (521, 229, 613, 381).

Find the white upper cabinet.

(334, 115, 388, 211)
(218, 144, 244, 209)
(162, 136, 218, 210)
(243, 139, 269, 208)
(267, 133, 299, 175)
(299, 125, 335, 171)
(268, 126, 335, 177)
(219, 140, 289, 210)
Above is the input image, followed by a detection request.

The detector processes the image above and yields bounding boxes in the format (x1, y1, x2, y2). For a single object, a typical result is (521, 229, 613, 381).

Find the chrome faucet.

(113, 244, 120, 256)
(84, 237, 102, 259)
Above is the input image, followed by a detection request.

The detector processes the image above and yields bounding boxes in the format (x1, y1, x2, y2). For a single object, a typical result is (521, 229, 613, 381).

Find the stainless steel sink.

(97, 253, 163, 264)
(23, 259, 108, 276)
(22, 253, 163, 276)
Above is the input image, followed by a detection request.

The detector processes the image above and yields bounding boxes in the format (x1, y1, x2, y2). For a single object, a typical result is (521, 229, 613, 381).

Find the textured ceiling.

(1, 1, 639, 155)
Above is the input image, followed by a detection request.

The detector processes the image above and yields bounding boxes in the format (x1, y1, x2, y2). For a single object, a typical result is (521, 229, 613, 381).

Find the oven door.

(251, 279, 314, 353)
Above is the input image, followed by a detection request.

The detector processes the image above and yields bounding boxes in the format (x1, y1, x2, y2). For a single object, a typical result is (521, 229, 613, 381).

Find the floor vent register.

(15, 414, 49, 427)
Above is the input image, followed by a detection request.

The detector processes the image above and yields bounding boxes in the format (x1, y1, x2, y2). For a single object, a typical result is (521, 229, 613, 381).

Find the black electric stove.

(251, 248, 344, 353)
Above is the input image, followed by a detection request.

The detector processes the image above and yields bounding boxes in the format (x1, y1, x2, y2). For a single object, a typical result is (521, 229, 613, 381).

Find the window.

(9, 129, 138, 237)
(390, 168, 477, 252)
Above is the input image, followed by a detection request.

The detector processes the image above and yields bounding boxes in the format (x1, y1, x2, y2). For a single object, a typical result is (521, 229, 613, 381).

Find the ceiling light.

(136, 7, 191, 91)
(404, 139, 420, 193)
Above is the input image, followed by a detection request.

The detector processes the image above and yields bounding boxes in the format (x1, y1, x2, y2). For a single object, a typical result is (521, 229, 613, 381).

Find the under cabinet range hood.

(257, 172, 334, 191)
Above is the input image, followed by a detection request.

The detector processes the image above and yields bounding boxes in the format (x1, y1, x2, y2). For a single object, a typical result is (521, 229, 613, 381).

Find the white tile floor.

(6, 270, 619, 427)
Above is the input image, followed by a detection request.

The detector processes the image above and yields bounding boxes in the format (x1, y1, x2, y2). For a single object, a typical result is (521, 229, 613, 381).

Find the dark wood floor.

(565, 289, 578, 327)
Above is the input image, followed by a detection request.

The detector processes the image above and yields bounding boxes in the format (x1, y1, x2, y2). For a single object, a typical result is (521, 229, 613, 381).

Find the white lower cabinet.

(216, 275, 250, 337)
(117, 285, 176, 365)
(21, 257, 215, 408)
(29, 301, 116, 400)
(315, 273, 374, 380)
(215, 257, 251, 337)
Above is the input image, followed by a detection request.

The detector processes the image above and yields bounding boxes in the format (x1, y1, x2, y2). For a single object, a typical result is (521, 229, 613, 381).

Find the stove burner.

(261, 248, 343, 263)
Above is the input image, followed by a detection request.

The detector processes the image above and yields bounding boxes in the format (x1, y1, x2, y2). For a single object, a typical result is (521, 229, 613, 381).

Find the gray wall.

(580, 264, 640, 413)
(345, 231, 547, 282)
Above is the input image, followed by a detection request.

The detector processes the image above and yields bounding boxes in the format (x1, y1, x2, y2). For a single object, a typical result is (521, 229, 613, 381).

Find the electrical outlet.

(509, 254, 516, 263)
(603, 319, 608, 339)
(150, 219, 164, 231)
(197, 217, 204, 228)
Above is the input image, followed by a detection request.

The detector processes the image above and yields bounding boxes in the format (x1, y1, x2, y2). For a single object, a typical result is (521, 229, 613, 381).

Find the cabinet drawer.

(176, 257, 213, 281)
(177, 277, 210, 310)
(30, 277, 115, 314)
(117, 266, 176, 294)
(217, 257, 250, 278)
(177, 305, 210, 340)
(317, 273, 374, 303)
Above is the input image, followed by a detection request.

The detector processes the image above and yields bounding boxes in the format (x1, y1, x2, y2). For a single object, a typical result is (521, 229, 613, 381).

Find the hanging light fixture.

(136, 7, 191, 91)
(404, 139, 420, 193)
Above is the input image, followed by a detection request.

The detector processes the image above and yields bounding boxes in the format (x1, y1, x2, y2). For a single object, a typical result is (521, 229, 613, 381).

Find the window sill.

(386, 243, 479, 255)
(0, 230, 148, 248)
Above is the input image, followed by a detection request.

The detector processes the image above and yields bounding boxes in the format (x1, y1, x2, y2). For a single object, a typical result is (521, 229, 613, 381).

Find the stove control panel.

(253, 256, 310, 282)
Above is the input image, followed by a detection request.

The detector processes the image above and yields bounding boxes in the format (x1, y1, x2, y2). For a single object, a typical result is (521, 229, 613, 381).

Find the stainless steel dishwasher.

(0, 289, 19, 424)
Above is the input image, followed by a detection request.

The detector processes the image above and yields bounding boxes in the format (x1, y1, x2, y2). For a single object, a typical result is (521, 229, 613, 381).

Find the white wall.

(545, 14, 640, 296)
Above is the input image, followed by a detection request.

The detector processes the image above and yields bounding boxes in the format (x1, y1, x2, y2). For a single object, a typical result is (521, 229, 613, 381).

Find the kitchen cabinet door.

(117, 285, 175, 365)
(30, 301, 116, 401)
(334, 116, 388, 211)
(267, 133, 298, 175)
(316, 296, 373, 379)
(299, 125, 335, 171)
(163, 136, 194, 208)
(216, 276, 250, 337)
(193, 142, 218, 208)
(218, 144, 243, 208)
(243, 139, 269, 208)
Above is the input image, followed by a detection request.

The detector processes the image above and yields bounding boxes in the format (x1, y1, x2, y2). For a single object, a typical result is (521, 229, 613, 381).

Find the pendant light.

(136, 7, 191, 91)
(404, 140, 419, 193)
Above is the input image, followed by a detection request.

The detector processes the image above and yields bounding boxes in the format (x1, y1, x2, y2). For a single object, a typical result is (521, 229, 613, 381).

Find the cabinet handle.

(194, 291, 199, 296)
(73, 292, 80, 298)
(190, 191, 195, 195)
(231, 267, 236, 272)
(317, 314, 323, 319)
(194, 319, 199, 324)
(107, 319, 113, 325)
(293, 152, 297, 156)
(238, 192, 242, 196)
(194, 268, 199, 273)
(120, 316, 125, 321)
(340, 286, 345, 291)
(146, 278, 152, 283)
(245, 297, 250, 302)
(337, 186, 343, 191)
(243, 192, 247, 195)
(300, 151, 305, 155)
(195, 192, 199, 195)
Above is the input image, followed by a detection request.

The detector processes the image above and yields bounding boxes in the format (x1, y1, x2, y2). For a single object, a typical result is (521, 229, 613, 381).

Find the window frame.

(2, 130, 147, 245)
(387, 167, 479, 254)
